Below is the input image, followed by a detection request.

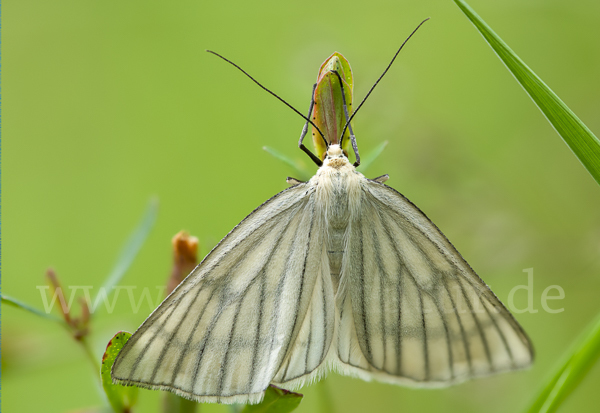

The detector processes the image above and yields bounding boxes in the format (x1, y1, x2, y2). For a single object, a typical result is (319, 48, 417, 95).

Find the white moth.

(112, 28, 533, 405)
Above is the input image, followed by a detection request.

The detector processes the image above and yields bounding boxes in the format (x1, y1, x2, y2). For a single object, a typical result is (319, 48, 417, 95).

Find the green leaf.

(163, 392, 198, 413)
(317, 52, 353, 95)
(263, 146, 311, 181)
(359, 140, 388, 173)
(99, 197, 159, 301)
(101, 331, 138, 413)
(312, 52, 354, 157)
(241, 385, 302, 413)
(1, 293, 65, 324)
(454, 0, 600, 186)
(526, 313, 600, 413)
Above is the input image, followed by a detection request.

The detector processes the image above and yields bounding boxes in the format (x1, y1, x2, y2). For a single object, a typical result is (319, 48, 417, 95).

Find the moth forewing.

(345, 180, 533, 383)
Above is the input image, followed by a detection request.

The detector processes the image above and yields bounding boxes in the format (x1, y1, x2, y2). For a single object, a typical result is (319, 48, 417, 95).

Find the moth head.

(325, 144, 347, 160)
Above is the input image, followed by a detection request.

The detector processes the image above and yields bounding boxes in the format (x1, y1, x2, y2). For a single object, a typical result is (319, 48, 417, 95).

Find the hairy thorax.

(310, 146, 364, 287)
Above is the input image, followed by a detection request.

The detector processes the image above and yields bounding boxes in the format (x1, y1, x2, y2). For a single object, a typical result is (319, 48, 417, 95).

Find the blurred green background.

(4, 0, 600, 412)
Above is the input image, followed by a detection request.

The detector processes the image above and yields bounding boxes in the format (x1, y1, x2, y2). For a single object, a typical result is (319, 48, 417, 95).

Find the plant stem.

(80, 336, 102, 381)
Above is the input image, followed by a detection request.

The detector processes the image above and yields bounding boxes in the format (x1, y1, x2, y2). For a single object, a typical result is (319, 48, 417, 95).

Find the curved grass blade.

(526, 313, 600, 413)
(102, 331, 139, 412)
(1, 293, 65, 324)
(99, 197, 159, 302)
(454, 0, 600, 186)
(263, 146, 311, 181)
(241, 385, 303, 413)
(359, 140, 388, 173)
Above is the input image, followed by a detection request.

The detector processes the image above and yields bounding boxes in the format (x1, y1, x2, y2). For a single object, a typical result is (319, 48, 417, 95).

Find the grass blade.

(1, 294, 65, 324)
(454, 0, 600, 186)
(263, 146, 311, 181)
(526, 313, 600, 412)
(99, 197, 159, 300)
(359, 140, 388, 173)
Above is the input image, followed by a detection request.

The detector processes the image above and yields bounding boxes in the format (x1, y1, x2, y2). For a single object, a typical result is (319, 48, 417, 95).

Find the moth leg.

(298, 83, 323, 167)
(332, 71, 361, 167)
(286, 177, 305, 186)
(372, 174, 389, 183)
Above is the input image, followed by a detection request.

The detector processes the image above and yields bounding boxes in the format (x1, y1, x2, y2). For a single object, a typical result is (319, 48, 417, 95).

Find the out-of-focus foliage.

(242, 386, 303, 413)
(4, 1, 600, 412)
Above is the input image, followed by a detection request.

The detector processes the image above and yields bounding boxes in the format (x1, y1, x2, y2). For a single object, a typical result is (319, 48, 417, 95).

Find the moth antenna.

(298, 83, 324, 167)
(340, 18, 430, 140)
(207, 50, 328, 146)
